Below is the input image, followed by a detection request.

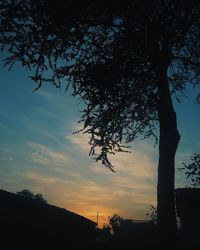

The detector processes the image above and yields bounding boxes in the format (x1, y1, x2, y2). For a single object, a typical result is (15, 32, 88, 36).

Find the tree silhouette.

(108, 214, 124, 235)
(1, 0, 200, 238)
(17, 189, 47, 204)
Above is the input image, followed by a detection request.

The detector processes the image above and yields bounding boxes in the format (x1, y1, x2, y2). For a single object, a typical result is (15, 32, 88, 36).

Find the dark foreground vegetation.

(0, 188, 200, 250)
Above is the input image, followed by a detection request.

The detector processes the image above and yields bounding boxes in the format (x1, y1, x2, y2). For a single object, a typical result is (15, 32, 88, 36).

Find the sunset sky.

(1, 59, 200, 227)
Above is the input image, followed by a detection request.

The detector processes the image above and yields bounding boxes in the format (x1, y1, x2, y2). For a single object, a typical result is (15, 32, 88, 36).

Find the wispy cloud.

(66, 133, 91, 153)
(56, 129, 157, 224)
(27, 142, 71, 167)
(25, 170, 121, 225)
(25, 164, 156, 227)
(31, 106, 58, 119)
(67, 129, 157, 179)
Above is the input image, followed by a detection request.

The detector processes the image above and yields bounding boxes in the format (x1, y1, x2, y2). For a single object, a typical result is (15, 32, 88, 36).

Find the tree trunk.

(157, 76, 180, 240)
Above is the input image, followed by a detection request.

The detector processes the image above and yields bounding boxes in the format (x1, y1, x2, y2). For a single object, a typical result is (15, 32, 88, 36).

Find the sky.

(0, 59, 200, 227)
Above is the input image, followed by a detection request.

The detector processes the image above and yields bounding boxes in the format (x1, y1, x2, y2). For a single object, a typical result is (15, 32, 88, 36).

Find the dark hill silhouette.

(0, 189, 96, 250)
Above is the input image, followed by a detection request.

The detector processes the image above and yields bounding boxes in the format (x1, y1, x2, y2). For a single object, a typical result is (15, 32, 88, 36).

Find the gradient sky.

(0, 59, 200, 227)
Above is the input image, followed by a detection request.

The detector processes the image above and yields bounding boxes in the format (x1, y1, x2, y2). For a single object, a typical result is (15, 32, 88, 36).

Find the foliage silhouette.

(108, 213, 124, 235)
(179, 153, 200, 187)
(16, 189, 47, 204)
(146, 205, 157, 223)
(1, 0, 200, 238)
(108, 214, 158, 250)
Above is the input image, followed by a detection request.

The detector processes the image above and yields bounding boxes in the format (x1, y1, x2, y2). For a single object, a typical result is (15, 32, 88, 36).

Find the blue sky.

(0, 60, 200, 227)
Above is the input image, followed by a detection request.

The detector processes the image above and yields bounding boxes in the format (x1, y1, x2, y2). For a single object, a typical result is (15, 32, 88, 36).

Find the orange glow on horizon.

(70, 208, 114, 228)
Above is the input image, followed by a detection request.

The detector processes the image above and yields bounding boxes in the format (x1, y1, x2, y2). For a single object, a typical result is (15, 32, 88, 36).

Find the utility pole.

(97, 211, 99, 228)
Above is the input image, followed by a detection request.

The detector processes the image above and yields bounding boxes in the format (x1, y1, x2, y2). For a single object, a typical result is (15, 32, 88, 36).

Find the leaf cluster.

(179, 153, 200, 187)
(146, 205, 157, 222)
